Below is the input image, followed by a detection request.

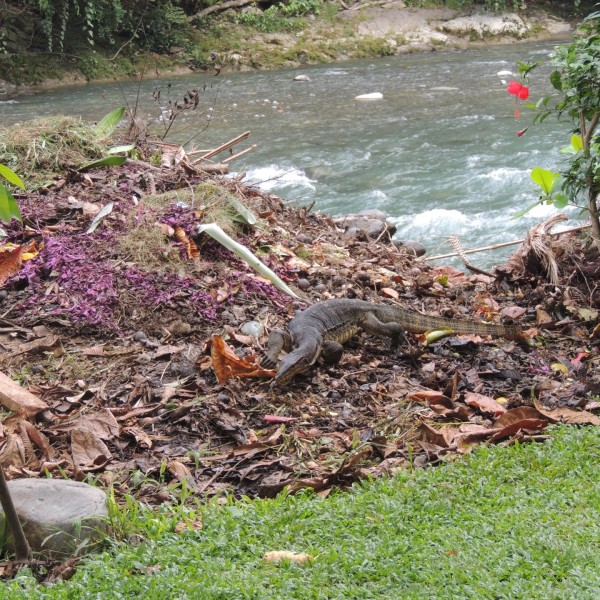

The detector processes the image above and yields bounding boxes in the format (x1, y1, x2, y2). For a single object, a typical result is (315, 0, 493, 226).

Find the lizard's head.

(270, 355, 312, 388)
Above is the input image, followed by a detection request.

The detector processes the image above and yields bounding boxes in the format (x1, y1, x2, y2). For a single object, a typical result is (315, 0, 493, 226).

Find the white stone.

(355, 92, 383, 101)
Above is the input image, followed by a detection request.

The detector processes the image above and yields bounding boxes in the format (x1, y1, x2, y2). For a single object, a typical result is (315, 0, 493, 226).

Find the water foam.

(392, 208, 474, 238)
(243, 165, 316, 192)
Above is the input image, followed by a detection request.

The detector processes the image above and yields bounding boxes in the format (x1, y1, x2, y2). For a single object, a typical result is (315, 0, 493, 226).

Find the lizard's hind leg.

(361, 312, 405, 347)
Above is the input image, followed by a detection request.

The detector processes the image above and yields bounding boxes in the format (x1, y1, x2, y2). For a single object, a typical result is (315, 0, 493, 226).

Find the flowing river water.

(1, 40, 578, 267)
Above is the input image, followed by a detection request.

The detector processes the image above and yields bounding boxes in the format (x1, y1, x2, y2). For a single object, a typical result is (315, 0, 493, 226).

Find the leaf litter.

(1, 127, 600, 512)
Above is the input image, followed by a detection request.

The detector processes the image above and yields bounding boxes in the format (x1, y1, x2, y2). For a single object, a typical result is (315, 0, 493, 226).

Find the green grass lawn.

(5, 425, 600, 599)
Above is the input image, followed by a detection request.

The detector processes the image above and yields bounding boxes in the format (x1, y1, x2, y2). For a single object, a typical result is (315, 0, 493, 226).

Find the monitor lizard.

(261, 298, 523, 386)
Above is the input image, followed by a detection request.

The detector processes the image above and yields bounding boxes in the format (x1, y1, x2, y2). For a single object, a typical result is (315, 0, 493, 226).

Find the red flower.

(507, 80, 529, 101)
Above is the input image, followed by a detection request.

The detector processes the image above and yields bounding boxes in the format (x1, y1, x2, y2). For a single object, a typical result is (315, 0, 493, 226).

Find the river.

(1, 41, 578, 268)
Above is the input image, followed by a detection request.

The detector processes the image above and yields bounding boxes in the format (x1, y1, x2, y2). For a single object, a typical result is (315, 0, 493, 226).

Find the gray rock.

(0, 479, 108, 559)
(333, 213, 396, 240)
(293, 74, 311, 82)
(440, 14, 528, 40)
(394, 239, 427, 257)
(358, 209, 386, 219)
(366, 219, 387, 238)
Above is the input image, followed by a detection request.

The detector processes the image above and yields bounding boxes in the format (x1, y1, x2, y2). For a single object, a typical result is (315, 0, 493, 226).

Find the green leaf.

(79, 156, 127, 171)
(553, 193, 569, 209)
(560, 144, 578, 155)
(95, 106, 126, 138)
(513, 199, 542, 219)
(570, 134, 583, 152)
(0, 164, 25, 190)
(530, 167, 558, 195)
(226, 195, 257, 226)
(549, 70, 563, 91)
(559, 135, 583, 154)
(107, 144, 135, 155)
(0, 183, 22, 223)
(86, 202, 114, 234)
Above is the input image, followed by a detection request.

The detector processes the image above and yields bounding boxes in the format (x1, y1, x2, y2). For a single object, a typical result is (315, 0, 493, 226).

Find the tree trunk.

(588, 188, 600, 251)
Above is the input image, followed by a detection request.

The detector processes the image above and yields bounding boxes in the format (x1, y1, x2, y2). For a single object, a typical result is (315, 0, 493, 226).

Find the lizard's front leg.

(320, 340, 344, 365)
(261, 328, 292, 369)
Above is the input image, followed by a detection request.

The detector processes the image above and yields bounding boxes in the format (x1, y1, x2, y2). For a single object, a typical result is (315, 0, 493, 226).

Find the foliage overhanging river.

(1, 41, 580, 268)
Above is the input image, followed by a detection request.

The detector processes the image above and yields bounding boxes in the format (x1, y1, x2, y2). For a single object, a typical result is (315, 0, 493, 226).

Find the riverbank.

(2, 114, 599, 502)
(0, 4, 574, 99)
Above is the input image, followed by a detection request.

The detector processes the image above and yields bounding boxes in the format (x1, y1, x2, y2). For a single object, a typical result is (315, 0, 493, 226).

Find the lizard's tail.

(418, 315, 522, 338)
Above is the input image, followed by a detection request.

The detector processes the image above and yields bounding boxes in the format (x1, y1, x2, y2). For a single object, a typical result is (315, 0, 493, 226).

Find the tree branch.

(584, 111, 600, 149)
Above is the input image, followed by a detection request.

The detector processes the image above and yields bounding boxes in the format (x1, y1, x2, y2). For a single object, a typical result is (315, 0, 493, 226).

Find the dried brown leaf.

(0, 245, 25, 285)
(0, 432, 28, 467)
(122, 426, 153, 449)
(11, 335, 59, 356)
(167, 460, 195, 486)
(174, 519, 203, 534)
(501, 306, 527, 319)
(533, 401, 600, 426)
(70, 408, 120, 440)
(210, 335, 275, 383)
(263, 551, 313, 564)
(21, 420, 56, 459)
(70, 427, 112, 470)
(464, 392, 507, 417)
(493, 406, 546, 428)
(409, 390, 453, 409)
(489, 419, 547, 443)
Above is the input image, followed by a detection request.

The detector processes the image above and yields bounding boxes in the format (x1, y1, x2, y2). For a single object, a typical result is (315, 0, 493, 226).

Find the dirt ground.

(1, 125, 600, 504)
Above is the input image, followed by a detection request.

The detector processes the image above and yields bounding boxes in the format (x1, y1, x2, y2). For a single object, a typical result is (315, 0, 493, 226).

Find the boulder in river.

(333, 210, 396, 240)
(355, 92, 383, 101)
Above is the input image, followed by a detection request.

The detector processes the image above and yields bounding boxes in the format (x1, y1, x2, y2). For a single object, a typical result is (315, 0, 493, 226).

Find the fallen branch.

(190, 131, 251, 165)
(196, 223, 300, 299)
(422, 224, 591, 262)
(198, 163, 230, 174)
(223, 144, 257, 164)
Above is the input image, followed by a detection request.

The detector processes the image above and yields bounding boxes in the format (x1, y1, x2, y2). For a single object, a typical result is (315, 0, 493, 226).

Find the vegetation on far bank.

(0, 0, 595, 85)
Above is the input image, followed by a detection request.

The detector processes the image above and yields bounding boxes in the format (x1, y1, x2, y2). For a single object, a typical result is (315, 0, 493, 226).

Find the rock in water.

(355, 92, 383, 101)
(0, 479, 108, 559)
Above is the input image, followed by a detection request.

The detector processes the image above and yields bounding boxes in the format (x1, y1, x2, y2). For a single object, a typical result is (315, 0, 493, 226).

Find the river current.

(1, 41, 578, 267)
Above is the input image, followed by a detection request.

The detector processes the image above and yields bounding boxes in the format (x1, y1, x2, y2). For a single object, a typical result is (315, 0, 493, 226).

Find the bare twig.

(422, 224, 591, 262)
(189, 131, 251, 165)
